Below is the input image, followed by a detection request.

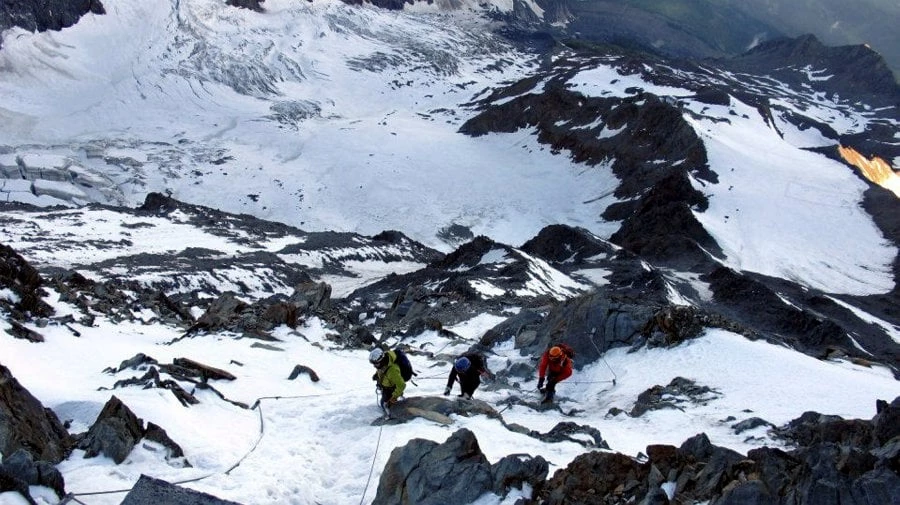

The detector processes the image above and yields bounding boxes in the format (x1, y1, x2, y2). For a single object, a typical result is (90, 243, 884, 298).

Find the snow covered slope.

(0, 0, 898, 504)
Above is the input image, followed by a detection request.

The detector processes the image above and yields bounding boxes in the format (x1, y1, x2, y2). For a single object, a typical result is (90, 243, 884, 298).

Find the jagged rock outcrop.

(536, 398, 900, 505)
(0, 243, 53, 322)
(0, 363, 72, 464)
(373, 428, 547, 505)
(226, 0, 264, 12)
(104, 354, 243, 407)
(629, 377, 721, 417)
(76, 395, 188, 466)
(508, 292, 742, 370)
(191, 283, 332, 339)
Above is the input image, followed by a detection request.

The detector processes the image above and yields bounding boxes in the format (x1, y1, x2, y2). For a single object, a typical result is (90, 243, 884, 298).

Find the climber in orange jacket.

(537, 344, 573, 404)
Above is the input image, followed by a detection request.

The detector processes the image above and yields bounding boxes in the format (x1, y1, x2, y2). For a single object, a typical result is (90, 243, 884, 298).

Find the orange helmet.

(548, 346, 563, 361)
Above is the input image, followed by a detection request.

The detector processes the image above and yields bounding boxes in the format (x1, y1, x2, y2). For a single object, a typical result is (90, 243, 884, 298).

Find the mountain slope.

(0, 1, 898, 504)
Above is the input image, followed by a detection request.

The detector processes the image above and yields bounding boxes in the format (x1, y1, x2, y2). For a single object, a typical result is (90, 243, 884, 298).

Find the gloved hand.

(372, 372, 378, 381)
(537, 376, 545, 390)
(443, 387, 451, 395)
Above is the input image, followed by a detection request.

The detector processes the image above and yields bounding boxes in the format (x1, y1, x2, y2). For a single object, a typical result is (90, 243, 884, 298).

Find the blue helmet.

(454, 356, 471, 372)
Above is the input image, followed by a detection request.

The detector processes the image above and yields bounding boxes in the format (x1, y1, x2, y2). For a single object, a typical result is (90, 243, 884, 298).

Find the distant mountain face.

(724, 0, 900, 77)
(515, 0, 900, 77)
(548, 0, 781, 58)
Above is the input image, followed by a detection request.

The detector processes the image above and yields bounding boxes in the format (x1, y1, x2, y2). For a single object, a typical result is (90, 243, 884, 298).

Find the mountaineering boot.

(541, 389, 554, 404)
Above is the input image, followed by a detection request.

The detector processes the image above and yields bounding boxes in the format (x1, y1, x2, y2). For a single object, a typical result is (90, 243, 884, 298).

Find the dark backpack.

(394, 348, 416, 382)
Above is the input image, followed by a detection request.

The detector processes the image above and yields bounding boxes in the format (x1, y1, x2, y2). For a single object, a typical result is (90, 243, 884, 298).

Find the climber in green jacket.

(369, 348, 406, 416)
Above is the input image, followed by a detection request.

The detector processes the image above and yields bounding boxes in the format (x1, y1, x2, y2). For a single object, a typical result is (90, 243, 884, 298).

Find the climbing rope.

(55, 388, 371, 505)
(359, 424, 385, 505)
(54, 340, 612, 505)
(588, 327, 617, 385)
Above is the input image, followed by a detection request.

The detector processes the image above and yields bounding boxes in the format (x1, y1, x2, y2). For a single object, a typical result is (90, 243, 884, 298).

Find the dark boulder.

(288, 281, 332, 314)
(76, 396, 188, 466)
(195, 292, 250, 331)
(121, 474, 241, 505)
(714, 480, 778, 505)
(77, 396, 145, 464)
(287, 364, 320, 382)
(372, 428, 493, 505)
(519, 291, 663, 368)
(0, 448, 65, 500)
(873, 397, 900, 445)
(491, 453, 549, 497)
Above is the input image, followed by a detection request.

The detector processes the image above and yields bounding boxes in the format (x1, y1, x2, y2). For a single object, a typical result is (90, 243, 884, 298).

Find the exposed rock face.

(0, 0, 104, 46)
(0, 364, 72, 464)
(520, 224, 614, 264)
(341, 0, 409, 10)
(373, 428, 547, 504)
(373, 428, 493, 505)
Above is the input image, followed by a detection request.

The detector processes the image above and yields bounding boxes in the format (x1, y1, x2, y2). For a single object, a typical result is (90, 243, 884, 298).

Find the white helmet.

(369, 348, 386, 367)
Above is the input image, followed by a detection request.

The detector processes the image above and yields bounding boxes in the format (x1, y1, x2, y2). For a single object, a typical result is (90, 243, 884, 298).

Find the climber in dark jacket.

(444, 352, 491, 399)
